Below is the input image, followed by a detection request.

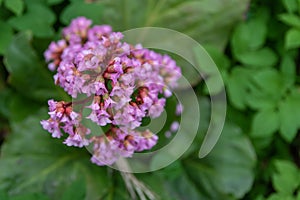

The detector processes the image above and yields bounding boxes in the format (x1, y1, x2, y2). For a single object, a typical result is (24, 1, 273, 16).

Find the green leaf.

(281, 0, 298, 13)
(0, 190, 8, 200)
(23, 0, 47, 4)
(193, 45, 224, 93)
(0, 88, 12, 119)
(280, 54, 296, 87)
(285, 28, 300, 49)
(278, 14, 300, 28)
(204, 74, 225, 95)
(60, 1, 104, 24)
(238, 48, 278, 68)
(183, 123, 256, 199)
(10, 193, 50, 200)
(139, 162, 208, 200)
(226, 67, 253, 109)
(297, 190, 300, 200)
(251, 108, 279, 137)
(100, 0, 249, 50)
(231, 17, 267, 57)
(0, 109, 110, 200)
(3, 32, 67, 102)
(250, 69, 288, 103)
(205, 46, 231, 70)
(267, 194, 294, 200)
(61, 179, 86, 200)
(8, 3, 56, 37)
(245, 70, 284, 110)
(0, 20, 13, 55)
(279, 93, 300, 142)
(8, 94, 41, 122)
(4, 0, 24, 16)
(272, 160, 300, 195)
(46, 0, 63, 5)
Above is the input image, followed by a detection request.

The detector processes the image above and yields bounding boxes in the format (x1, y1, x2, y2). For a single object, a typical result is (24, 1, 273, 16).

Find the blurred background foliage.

(0, 0, 300, 199)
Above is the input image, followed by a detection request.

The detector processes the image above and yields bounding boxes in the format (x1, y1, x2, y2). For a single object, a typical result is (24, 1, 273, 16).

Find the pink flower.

(64, 133, 89, 147)
(40, 120, 62, 138)
(170, 121, 180, 132)
(42, 16, 182, 167)
(148, 99, 166, 118)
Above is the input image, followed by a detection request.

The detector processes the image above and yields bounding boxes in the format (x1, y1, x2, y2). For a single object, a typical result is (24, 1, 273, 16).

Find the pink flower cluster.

(41, 17, 181, 166)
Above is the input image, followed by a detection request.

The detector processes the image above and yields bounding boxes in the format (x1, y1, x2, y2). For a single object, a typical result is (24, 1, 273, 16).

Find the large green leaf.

(138, 161, 208, 200)
(140, 122, 256, 200)
(99, 0, 249, 50)
(182, 123, 256, 199)
(61, 179, 86, 200)
(0, 109, 110, 200)
(3, 32, 68, 102)
(60, 1, 104, 25)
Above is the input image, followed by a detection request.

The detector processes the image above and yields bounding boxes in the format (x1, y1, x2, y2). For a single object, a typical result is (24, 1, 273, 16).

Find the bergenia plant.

(41, 17, 182, 166)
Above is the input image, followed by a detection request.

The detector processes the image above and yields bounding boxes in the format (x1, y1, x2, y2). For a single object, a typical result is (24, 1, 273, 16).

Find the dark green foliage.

(0, 0, 299, 199)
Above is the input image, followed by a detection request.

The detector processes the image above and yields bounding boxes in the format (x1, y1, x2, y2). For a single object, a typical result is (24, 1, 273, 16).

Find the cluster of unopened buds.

(41, 17, 182, 166)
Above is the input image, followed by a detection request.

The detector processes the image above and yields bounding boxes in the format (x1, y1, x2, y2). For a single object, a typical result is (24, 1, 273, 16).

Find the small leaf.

(251, 108, 279, 137)
(267, 194, 294, 200)
(281, 0, 298, 13)
(251, 69, 287, 101)
(238, 48, 278, 68)
(278, 14, 300, 28)
(285, 28, 300, 49)
(280, 54, 296, 87)
(0, 20, 13, 55)
(231, 17, 267, 57)
(279, 94, 300, 142)
(4, 0, 24, 16)
(226, 67, 253, 109)
(272, 160, 300, 194)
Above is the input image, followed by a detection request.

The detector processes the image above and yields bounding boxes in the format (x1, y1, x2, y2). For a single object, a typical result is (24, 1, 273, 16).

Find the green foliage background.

(0, 0, 299, 199)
